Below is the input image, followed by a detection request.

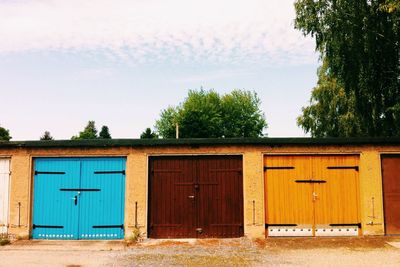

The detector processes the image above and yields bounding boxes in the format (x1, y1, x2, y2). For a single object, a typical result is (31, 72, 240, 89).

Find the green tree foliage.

(140, 128, 158, 139)
(40, 131, 54, 140)
(222, 90, 267, 138)
(72, 121, 112, 140)
(178, 90, 223, 138)
(155, 89, 267, 138)
(155, 107, 178, 139)
(295, 0, 400, 136)
(99, 126, 112, 139)
(71, 121, 98, 140)
(380, 0, 400, 13)
(297, 60, 363, 137)
(0, 126, 11, 141)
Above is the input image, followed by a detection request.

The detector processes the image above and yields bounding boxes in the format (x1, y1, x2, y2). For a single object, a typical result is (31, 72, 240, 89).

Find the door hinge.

(264, 166, 295, 172)
(35, 171, 66, 175)
(33, 224, 64, 229)
(94, 170, 125, 175)
(92, 224, 124, 229)
(327, 166, 359, 171)
(265, 224, 298, 227)
(295, 179, 326, 183)
(329, 223, 362, 228)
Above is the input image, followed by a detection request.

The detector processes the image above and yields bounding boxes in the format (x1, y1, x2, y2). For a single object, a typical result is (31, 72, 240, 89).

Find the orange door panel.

(265, 156, 314, 236)
(312, 155, 360, 225)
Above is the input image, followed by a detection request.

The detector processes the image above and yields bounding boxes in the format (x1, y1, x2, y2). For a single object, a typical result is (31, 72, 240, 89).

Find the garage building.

(0, 138, 399, 240)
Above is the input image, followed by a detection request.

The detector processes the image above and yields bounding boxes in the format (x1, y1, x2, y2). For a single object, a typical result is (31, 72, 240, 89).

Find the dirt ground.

(1, 237, 400, 267)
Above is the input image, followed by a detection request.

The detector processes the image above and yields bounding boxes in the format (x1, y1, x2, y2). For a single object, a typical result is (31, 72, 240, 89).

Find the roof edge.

(1, 137, 400, 149)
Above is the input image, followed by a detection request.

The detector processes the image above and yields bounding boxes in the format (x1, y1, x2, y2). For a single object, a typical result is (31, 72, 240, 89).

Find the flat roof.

(0, 137, 400, 148)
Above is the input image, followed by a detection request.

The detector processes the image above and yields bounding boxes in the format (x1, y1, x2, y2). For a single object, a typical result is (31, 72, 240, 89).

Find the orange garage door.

(265, 155, 360, 237)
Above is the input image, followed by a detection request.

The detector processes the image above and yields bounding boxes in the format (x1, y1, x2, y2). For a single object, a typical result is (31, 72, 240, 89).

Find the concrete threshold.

(1, 239, 127, 251)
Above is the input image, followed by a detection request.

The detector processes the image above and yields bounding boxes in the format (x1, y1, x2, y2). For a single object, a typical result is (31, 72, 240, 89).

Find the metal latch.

(188, 195, 195, 199)
(196, 228, 203, 234)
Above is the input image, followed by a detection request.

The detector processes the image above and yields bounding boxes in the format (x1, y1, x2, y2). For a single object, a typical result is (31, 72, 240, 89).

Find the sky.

(0, 0, 319, 140)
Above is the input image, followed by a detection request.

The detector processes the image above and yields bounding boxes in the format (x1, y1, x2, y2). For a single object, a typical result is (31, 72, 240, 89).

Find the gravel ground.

(1, 237, 400, 267)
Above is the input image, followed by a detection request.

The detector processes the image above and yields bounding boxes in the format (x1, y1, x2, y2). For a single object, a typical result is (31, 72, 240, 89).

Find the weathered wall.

(8, 153, 31, 238)
(1, 144, 398, 239)
(359, 150, 385, 235)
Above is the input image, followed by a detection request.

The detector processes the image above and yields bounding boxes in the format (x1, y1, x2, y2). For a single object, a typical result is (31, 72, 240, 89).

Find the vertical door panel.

(79, 158, 126, 239)
(197, 156, 243, 238)
(313, 156, 360, 224)
(265, 156, 314, 236)
(149, 157, 196, 238)
(382, 155, 400, 235)
(33, 159, 80, 239)
(313, 155, 360, 236)
(0, 159, 10, 235)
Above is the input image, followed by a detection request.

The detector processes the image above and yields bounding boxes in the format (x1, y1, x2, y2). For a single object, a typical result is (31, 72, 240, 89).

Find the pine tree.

(40, 131, 54, 140)
(99, 126, 112, 139)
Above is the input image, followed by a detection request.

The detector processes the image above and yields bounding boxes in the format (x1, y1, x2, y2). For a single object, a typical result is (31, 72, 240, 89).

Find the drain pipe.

(135, 201, 138, 228)
(252, 200, 256, 225)
(17, 202, 21, 227)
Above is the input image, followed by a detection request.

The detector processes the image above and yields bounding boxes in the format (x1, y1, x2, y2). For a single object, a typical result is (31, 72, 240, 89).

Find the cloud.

(172, 69, 255, 84)
(0, 0, 317, 66)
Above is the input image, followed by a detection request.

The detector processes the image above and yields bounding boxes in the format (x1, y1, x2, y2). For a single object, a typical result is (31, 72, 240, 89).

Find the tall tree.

(71, 121, 98, 140)
(99, 126, 112, 139)
(155, 107, 179, 139)
(177, 90, 223, 138)
(297, 59, 363, 137)
(140, 128, 158, 139)
(155, 89, 267, 138)
(221, 90, 267, 137)
(40, 131, 54, 140)
(295, 0, 400, 136)
(0, 126, 11, 141)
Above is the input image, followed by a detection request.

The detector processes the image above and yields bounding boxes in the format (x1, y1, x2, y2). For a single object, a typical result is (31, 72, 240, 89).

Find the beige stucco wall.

(1, 144, 398, 239)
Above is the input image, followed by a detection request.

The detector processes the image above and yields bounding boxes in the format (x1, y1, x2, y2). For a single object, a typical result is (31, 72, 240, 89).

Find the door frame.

(30, 156, 127, 239)
(263, 153, 362, 237)
(147, 154, 244, 238)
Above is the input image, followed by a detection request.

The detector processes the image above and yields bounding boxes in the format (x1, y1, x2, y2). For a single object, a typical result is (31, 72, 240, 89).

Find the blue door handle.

(71, 196, 78, 205)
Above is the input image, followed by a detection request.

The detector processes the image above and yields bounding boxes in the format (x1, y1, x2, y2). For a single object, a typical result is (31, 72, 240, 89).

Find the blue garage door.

(32, 158, 126, 240)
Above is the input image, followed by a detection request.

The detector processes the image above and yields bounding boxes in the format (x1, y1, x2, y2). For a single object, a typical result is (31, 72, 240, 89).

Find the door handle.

(188, 195, 195, 199)
(72, 196, 78, 205)
(312, 192, 318, 201)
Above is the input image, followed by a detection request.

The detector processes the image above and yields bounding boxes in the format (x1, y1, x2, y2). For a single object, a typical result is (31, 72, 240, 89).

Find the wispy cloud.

(0, 0, 317, 66)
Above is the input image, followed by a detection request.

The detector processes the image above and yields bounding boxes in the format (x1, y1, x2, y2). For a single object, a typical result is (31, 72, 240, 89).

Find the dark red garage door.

(382, 155, 400, 235)
(148, 156, 244, 238)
